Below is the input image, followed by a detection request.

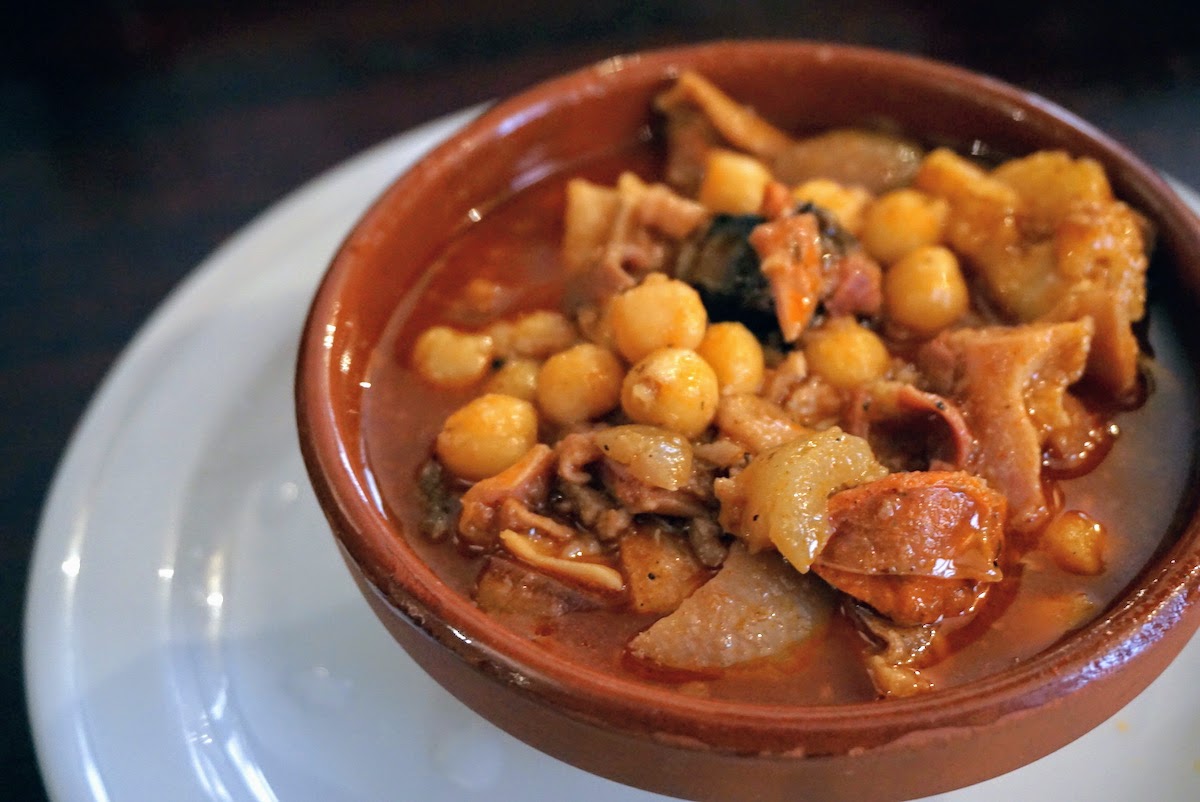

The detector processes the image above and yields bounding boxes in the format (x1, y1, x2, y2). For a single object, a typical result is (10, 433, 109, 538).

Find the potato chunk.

(628, 544, 832, 671)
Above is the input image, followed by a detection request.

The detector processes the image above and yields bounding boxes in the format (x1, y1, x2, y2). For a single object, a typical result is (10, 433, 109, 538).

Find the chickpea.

(411, 325, 494, 389)
(884, 245, 970, 337)
(699, 148, 773, 215)
(804, 317, 889, 390)
(861, 188, 949, 265)
(609, 273, 708, 363)
(536, 343, 624, 425)
(792, 179, 873, 236)
(484, 358, 540, 401)
(1041, 510, 1106, 576)
(621, 348, 719, 438)
(696, 321, 764, 395)
(575, 300, 618, 351)
(435, 394, 539, 481)
(487, 309, 577, 359)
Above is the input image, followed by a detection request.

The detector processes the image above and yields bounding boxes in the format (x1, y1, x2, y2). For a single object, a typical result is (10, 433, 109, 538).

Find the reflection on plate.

(24, 108, 1200, 801)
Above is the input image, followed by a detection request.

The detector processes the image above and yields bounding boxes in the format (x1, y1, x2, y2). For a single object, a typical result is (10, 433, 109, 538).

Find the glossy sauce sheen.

(362, 146, 1198, 705)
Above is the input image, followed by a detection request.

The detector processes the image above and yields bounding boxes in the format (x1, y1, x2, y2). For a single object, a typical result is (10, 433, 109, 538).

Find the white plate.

(24, 107, 1200, 801)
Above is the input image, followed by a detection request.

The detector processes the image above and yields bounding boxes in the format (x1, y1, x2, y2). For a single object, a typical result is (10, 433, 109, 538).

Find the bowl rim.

(296, 38, 1200, 752)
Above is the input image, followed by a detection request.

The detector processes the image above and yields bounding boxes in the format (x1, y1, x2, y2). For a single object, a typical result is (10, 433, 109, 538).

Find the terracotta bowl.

(296, 41, 1200, 801)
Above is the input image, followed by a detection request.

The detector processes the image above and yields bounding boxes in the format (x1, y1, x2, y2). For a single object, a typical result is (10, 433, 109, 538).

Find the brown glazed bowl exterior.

(296, 41, 1200, 802)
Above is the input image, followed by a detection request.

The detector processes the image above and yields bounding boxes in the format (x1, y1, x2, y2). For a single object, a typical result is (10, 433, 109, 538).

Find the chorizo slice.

(813, 471, 1006, 625)
(748, 212, 824, 341)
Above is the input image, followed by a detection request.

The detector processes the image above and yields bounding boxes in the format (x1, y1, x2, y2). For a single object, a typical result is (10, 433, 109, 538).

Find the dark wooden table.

(4, 2, 1197, 798)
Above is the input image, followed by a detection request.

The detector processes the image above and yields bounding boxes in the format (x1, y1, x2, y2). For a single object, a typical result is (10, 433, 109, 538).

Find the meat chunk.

(599, 460, 711, 518)
(843, 381, 974, 472)
(918, 320, 1093, 534)
(627, 543, 832, 671)
(655, 71, 923, 196)
(915, 149, 1149, 401)
(714, 392, 812, 455)
(457, 444, 556, 546)
(748, 212, 824, 341)
(619, 525, 710, 614)
(814, 471, 1006, 625)
(853, 607, 944, 698)
(654, 70, 794, 185)
(563, 173, 709, 304)
(822, 248, 883, 319)
(474, 555, 614, 617)
(555, 431, 604, 484)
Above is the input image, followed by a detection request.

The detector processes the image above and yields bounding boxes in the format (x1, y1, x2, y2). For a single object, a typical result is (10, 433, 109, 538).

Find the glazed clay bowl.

(296, 41, 1200, 801)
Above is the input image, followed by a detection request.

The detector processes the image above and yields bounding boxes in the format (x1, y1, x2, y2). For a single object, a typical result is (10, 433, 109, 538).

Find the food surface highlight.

(366, 71, 1158, 702)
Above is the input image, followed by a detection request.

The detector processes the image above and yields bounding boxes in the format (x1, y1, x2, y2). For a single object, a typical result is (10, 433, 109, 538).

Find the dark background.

(3, 1, 1197, 798)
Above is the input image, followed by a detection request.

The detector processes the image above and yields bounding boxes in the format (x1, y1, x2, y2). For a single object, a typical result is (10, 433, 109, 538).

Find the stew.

(362, 72, 1192, 703)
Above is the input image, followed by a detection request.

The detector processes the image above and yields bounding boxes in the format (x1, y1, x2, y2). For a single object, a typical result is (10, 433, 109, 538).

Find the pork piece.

(714, 392, 812, 455)
(762, 350, 850, 433)
(555, 428, 714, 518)
(749, 210, 883, 342)
(915, 149, 1149, 400)
(813, 471, 1006, 625)
(497, 497, 578, 541)
(1043, 284, 1142, 400)
(599, 460, 711, 518)
(555, 431, 604, 484)
(748, 212, 824, 341)
(691, 437, 751, 470)
(674, 204, 877, 345)
(628, 543, 832, 672)
(457, 444, 556, 546)
(474, 554, 614, 617)
(551, 479, 633, 542)
(853, 606, 943, 697)
(761, 349, 808, 405)
(844, 381, 974, 472)
(687, 515, 729, 568)
(918, 320, 1093, 535)
(619, 525, 711, 614)
(657, 96, 720, 196)
(563, 173, 709, 304)
(823, 248, 883, 319)
(654, 71, 794, 196)
(593, 424, 694, 491)
(498, 528, 625, 593)
(654, 71, 923, 196)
